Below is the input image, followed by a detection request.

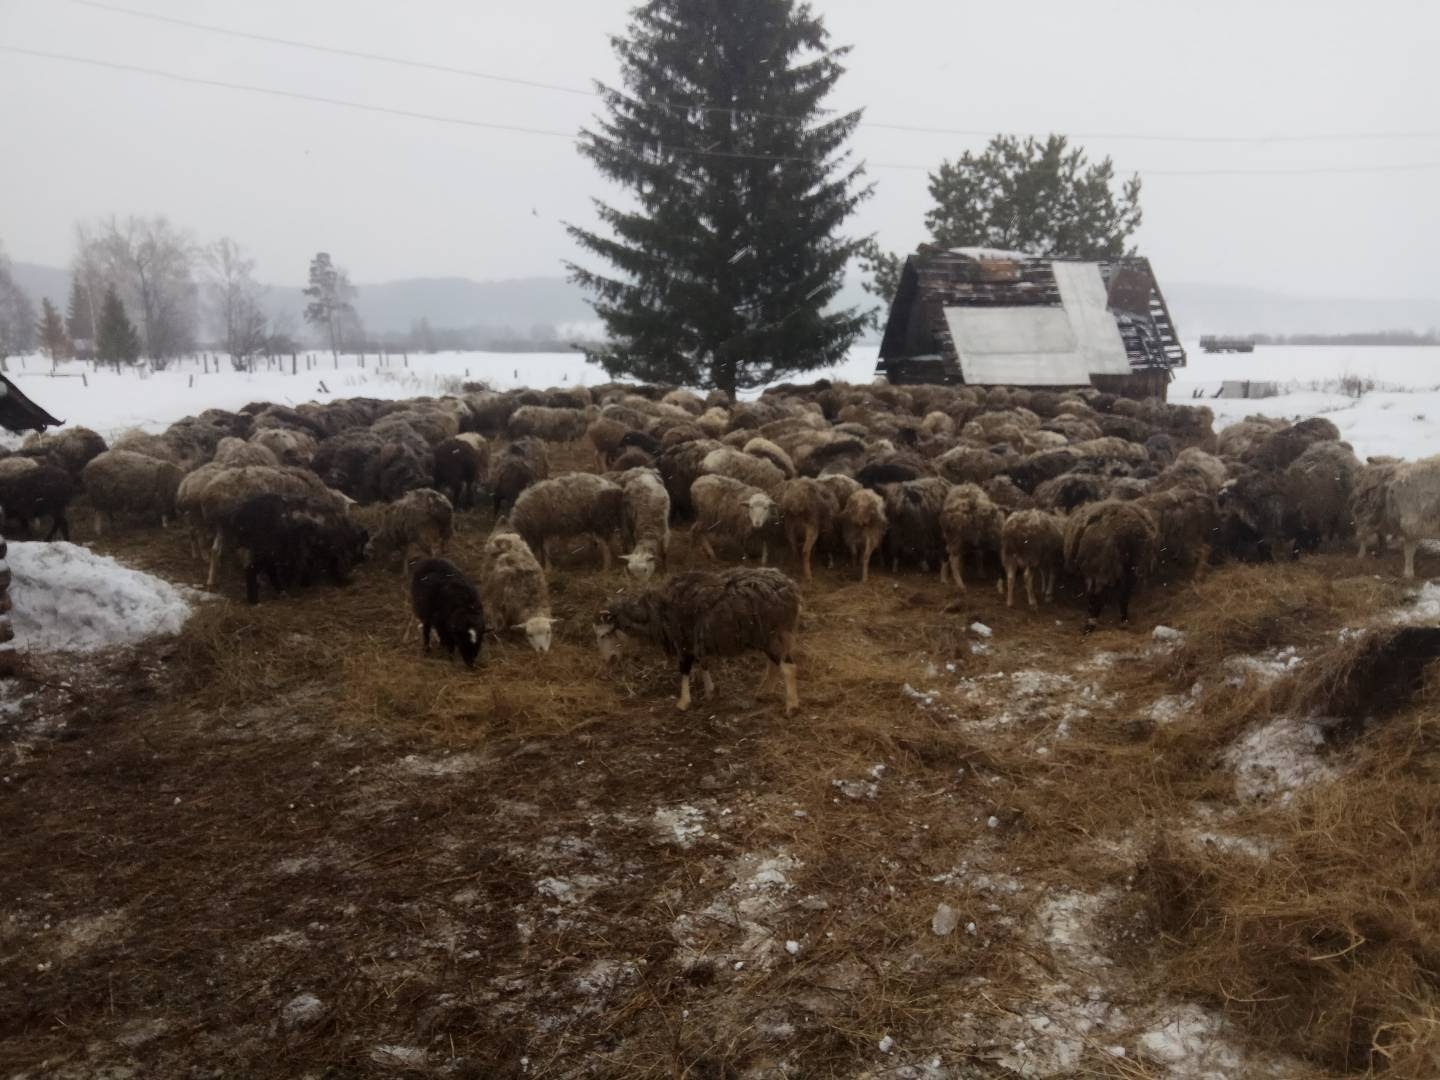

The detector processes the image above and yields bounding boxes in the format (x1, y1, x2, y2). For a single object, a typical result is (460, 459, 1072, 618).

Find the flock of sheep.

(1, 377, 1437, 713)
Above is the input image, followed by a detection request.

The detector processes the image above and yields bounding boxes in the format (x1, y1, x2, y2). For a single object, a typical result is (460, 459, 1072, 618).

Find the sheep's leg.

(596, 534, 612, 572)
(1118, 569, 1137, 624)
(948, 553, 965, 591)
(420, 621, 432, 654)
(1024, 566, 1038, 610)
(1044, 568, 1056, 602)
(859, 538, 874, 583)
(1005, 562, 1016, 608)
(756, 658, 777, 695)
(780, 660, 799, 715)
(677, 655, 695, 711)
(760, 539, 768, 566)
(700, 665, 716, 700)
(206, 532, 225, 590)
(1084, 587, 1104, 635)
(93, 511, 104, 538)
(1192, 544, 1211, 584)
(801, 526, 818, 582)
(1403, 539, 1418, 580)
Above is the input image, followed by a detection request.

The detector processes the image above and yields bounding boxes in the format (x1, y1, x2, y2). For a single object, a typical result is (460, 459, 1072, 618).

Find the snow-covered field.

(4, 341, 1437, 460)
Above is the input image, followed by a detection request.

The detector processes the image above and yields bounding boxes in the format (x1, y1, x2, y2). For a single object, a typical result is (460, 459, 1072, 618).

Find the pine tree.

(37, 298, 70, 364)
(96, 286, 141, 368)
(65, 276, 95, 343)
(566, 0, 872, 399)
(303, 252, 357, 361)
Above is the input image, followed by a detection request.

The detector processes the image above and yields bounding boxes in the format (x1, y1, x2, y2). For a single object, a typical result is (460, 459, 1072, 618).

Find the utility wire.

(69, 0, 1440, 146)
(6, 45, 1440, 177)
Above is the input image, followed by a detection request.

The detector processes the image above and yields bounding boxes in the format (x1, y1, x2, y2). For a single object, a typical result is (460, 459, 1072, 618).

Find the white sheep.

(1385, 455, 1440, 578)
(690, 474, 775, 563)
(840, 489, 887, 583)
(615, 467, 672, 579)
(479, 526, 557, 653)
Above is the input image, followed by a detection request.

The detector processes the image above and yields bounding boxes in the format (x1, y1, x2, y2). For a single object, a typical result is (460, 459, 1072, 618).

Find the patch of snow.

(1225, 714, 1339, 803)
(8, 541, 190, 653)
(370, 1045, 428, 1069)
(391, 751, 485, 778)
(1035, 889, 1115, 971)
(1136, 1004, 1243, 1077)
(878, 1034, 895, 1054)
(652, 804, 706, 847)
(970, 621, 993, 638)
(1395, 581, 1440, 624)
(1224, 645, 1303, 686)
(931, 903, 959, 937)
(1152, 625, 1183, 643)
(832, 777, 879, 800)
(280, 993, 326, 1030)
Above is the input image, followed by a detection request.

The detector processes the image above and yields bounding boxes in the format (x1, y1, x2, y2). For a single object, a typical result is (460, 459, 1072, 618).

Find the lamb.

(432, 435, 487, 509)
(1283, 441, 1359, 553)
(997, 509, 1064, 609)
(938, 483, 1004, 590)
(410, 557, 486, 667)
(489, 437, 550, 515)
(879, 477, 950, 572)
(81, 449, 184, 535)
(1352, 456, 1402, 557)
(1384, 455, 1440, 578)
(616, 467, 672, 579)
(511, 472, 624, 570)
(594, 567, 801, 714)
(777, 477, 840, 582)
(507, 405, 591, 443)
(213, 436, 279, 468)
(0, 458, 77, 540)
(690, 474, 775, 564)
(1063, 500, 1160, 632)
(478, 528, 556, 653)
(229, 492, 368, 604)
(701, 446, 786, 495)
(840, 488, 887, 583)
(365, 488, 455, 570)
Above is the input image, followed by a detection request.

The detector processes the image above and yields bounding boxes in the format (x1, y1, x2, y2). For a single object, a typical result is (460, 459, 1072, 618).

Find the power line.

(6, 45, 1440, 178)
(69, 0, 1440, 146)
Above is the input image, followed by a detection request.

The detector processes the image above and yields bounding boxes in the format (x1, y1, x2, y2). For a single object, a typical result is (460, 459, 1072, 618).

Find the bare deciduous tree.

(204, 237, 269, 369)
(76, 215, 198, 367)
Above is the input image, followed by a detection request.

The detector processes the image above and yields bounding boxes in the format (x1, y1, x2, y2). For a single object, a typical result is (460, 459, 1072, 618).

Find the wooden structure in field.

(1199, 335, 1256, 354)
(876, 246, 1185, 396)
(0, 374, 63, 652)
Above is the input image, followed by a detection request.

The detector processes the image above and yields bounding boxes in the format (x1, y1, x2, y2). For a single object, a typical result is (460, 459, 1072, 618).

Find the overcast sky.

(3, 0, 1438, 297)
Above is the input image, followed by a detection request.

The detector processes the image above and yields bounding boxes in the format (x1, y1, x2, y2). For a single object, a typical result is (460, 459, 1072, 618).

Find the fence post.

(188, 374, 194, 388)
(292, 353, 297, 375)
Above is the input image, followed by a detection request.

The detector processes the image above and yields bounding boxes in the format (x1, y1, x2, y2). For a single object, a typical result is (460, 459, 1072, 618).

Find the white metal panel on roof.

(942, 262, 1131, 386)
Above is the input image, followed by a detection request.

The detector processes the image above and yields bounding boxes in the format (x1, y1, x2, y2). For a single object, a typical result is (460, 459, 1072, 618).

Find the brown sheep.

(840, 488, 887, 583)
(1138, 487, 1219, 582)
(1352, 456, 1402, 557)
(1064, 500, 1160, 632)
(490, 437, 550, 515)
(939, 483, 1004, 590)
(511, 472, 624, 570)
(594, 567, 801, 714)
(690, 474, 776, 564)
(777, 477, 840, 582)
(997, 509, 1064, 609)
(701, 446, 786, 495)
(1284, 441, 1360, 553)
(365, 488, 455, 571)
(81, 449, 184, 536)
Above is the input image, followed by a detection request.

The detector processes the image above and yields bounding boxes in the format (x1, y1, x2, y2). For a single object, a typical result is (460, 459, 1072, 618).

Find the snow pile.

(1395, 582, 1440, 625)
(652, 804, 706, 847)
(1225, 714, 1339, 803)
(7, 541, 191, 653)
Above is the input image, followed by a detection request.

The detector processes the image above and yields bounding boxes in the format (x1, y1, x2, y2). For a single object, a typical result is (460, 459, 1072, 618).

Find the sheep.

(81, 450, 184, 536)
(1138, 487, 1220, 582)
(879, 477, 950, 572)
(742, 437, 797, 479)
(0, 458, 77, 540)
(432, 435, 487, 509)
(250, 427, 317, 468)
(586, 415, 631, 468)
(229, 492, 368, 604)
(311, 429, 386, 500)
(465, 391, 517, 436)
(111, 428, 180, 463)
(1151, 448, 1227, 496)
(616, 467, 671, 579)
(840, 488, 887, 583)
(701, 446, 786, 495)
(20, 426, 107, 477)
(490, 437, 550, 515)
(1352, 456, 1403, 557)
(373, 408, 458, 447)
(658, 438, 724, 519)
(477, 531, 556, 653)
(507, 405, 591, 443)
(1033, 472, 1110, 513)
(511, 472, 624, 570)
(997, 509, 1064, 609)
(939, 483, 1004, 590)
(594, 567, 801, 714)
(1063, 500, 1160, 632)
(982, 474, 1034, 513)
(690, 474, 775, 563)
(365, 488, 454, 570)
(776, 477, 840, 582)
(213, 436, 279, 468)
(1217, 466, 1287, 562)
(795, 435, 866, 477)
(365, 440, 433, 503)
(410, 557, 486, 667)
(1384, 455, 1440, 579)
(1283, 441, 1360, 553)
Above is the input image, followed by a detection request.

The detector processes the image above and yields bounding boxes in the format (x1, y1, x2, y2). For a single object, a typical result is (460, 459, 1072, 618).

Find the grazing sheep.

(1138, 487, 1220, 582)
(20, 426, 107, 477)
(230, 492, 368, 604)
(1033, 472, 1110, 513)
(478, 530, 556, 653)
(658, 438, 724, 520)
(690, 474, 775, 563)
(507, 405, 591, 443)
(490, 437, 550, 515)
(1217, 467, 1287, 562)
(1352, 456, 1403, 557)
(311, 429, 385, 501)
(617, 468, 671, 579)
(594, 567, 801, 714)
(365, 488, 454, 570)
(214, 436, 279, 468)
(855, 457, 928, 489)
(609, 445, 654, 471)
(777, 477, 840, 582)
(795, 435, 866, 477)
(410, 557, 486, 667)
(195, 465, 350, 587)
(982, 474, 1034, 513)
(1064, 500, 1160, 632)
(432, 435, 487, 509)
(81, 450, 184, 536)
(0, 458, 77, 540)
(1385, 455, 1440, 578)
(1283, 441, 1360, 553)
(111, 428, 180, 463)
(997, 509, 1064, 608)
(879, 477, 950, 572)
(250, 427, 317, 468)
(742, 437, 797, 479)
(701, 446, 786, 495)
(1151, 447, 1227, 496)
(586, 415, 631, 468)
(511, 472, 624, 570)
(840, 488, 887, 583)
(939, 483, 1004, 590)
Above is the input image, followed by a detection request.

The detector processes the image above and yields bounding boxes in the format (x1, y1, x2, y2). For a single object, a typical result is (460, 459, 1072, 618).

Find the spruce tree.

(37, 298, 70, 364)
(303, 252, 357, 361)
(566, 0, 872, 399)
(65, 276, 95, 342)
(96, 286, 141, 368)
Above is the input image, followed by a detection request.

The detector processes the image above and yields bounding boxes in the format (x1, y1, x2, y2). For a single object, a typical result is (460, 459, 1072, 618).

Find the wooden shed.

(876, 246, 1185, 396)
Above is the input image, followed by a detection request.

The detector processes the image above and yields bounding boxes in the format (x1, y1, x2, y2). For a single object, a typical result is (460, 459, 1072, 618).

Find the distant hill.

(11, 262, 71, 308)
(1164, 282, 1440, 338)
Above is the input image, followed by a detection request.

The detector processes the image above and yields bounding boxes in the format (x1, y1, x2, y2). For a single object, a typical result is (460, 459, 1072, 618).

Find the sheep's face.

(593, 612, 624, 663)
(747, 493, 774, 530)
(621, 551, 656, 580)
(517, 615, 557, 654)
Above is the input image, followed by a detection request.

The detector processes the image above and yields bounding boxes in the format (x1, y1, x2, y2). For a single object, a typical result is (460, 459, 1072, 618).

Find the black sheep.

(0, 462, 77, 541)
(230, 493, 368, 604)
(410, 557, 486, 667)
